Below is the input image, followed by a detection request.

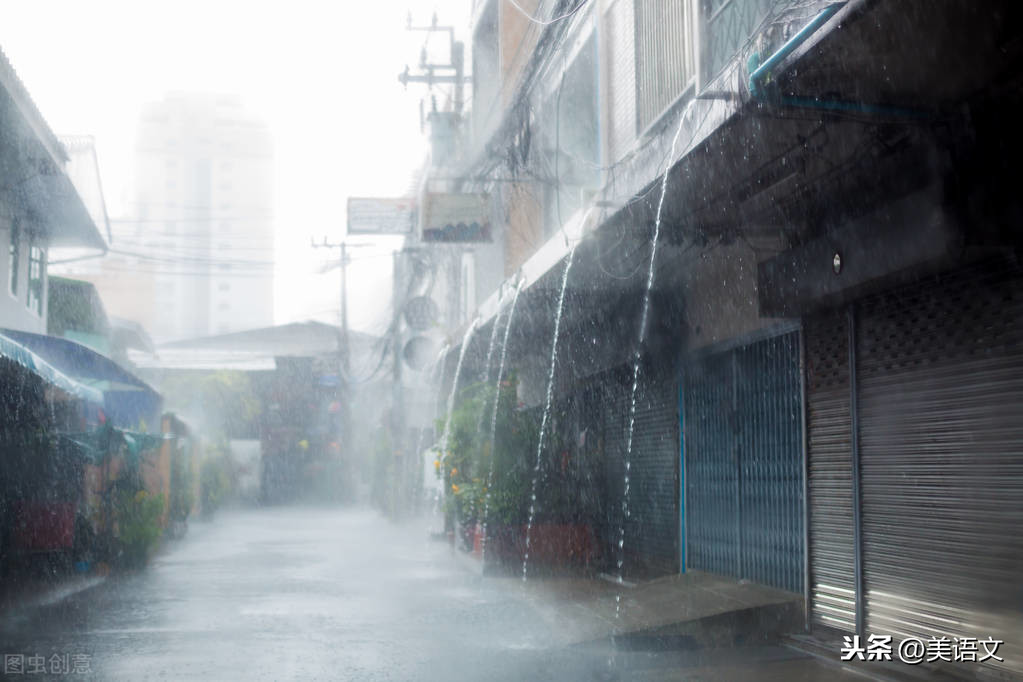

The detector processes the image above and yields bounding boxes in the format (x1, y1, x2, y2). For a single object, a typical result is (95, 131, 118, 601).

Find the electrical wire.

(506, 0, 589, 27)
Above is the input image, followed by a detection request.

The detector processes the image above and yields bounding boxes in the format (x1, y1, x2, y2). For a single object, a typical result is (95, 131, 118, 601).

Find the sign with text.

(347, 197, 416, 235)
(421, 193, 491, 243)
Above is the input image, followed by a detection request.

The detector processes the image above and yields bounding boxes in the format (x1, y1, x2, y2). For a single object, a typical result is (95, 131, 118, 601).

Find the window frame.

(9, 220, 21, 298)
(27, 237, 45, 316)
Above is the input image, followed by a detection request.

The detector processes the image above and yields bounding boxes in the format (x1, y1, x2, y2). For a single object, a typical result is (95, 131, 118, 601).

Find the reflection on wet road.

(0, 507, 863, 681)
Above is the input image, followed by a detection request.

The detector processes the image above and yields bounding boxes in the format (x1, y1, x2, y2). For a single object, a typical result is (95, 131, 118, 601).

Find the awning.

(0, 329, 162, 428)
(0, 332, 103, 405)
(60, 423, 169, 465)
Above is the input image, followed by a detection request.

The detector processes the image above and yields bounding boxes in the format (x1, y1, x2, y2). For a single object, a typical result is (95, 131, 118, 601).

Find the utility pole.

(311, 237, 370, 501)
(398, 12, 468, 115)
(392, 250, 405, 519)
(312, 237, 352, 382)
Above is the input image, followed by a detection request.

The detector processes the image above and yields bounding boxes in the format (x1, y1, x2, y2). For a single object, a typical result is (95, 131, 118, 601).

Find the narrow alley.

(1, 506, 862, 681)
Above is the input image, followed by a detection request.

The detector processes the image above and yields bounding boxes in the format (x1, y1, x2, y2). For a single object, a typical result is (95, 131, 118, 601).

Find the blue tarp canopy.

(0, 329, 162, 429)
(0, 331, 103, 405)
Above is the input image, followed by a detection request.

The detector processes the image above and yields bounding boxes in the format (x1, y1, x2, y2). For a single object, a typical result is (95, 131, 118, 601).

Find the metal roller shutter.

(627, 375, 679, 569)
(601, 369, 630, 573)
(600, 365, 678, 575)
(683, 330, 803, 593)
(857, 261, 1023, 675)
(806, 312, 857, 632)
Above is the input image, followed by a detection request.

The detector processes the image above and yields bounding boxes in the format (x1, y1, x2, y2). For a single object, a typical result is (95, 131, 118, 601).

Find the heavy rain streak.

(1, 1, 1022, 680)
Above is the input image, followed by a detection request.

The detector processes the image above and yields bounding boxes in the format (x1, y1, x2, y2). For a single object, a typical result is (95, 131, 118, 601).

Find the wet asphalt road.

(0, 506, 854, 681)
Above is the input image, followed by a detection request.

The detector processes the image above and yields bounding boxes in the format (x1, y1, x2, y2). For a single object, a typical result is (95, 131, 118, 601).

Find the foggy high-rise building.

(123, 92, 274, 342)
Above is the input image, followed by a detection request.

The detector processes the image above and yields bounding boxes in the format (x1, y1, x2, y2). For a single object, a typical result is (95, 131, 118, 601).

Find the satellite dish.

(403, 336, 438, 371)
(404, 296, 439, 331)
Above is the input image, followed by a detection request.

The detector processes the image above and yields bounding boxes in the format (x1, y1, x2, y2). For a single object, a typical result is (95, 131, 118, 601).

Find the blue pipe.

(748, 3, 929, 119)
(779, 95, 928, 119)
(748, 4, 843, 99)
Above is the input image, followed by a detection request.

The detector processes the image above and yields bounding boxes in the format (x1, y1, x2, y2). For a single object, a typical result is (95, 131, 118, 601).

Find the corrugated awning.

(0, 329, 162, 429)
(0, 332, 104, 404)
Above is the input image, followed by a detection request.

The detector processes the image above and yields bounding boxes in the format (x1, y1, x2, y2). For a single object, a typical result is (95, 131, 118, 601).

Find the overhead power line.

(506, 0, 589, 26)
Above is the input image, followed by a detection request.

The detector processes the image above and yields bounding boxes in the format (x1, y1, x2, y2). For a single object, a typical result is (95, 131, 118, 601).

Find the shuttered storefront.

(806, 259, 1023, 675)
(599, 364, 679, 575)
(683, 329, 804, 593)
(627, 374, 679, 570)
(806, 312, 856, 632)
(857, 262, 1023, 673)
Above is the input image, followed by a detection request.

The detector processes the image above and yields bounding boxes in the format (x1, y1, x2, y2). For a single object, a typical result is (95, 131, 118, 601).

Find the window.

(541, 36, 599, 237)
(218, 282, 230, 292)
(8, 222, 19, 296)
(27, 240, 45, 315)
(635, 0, 697, 134)
(701, 0, 773, 85)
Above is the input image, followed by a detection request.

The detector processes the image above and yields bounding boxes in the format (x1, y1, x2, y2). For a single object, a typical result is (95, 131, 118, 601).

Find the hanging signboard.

(347, 197, 416, 235)
(421, 193, 491, 243)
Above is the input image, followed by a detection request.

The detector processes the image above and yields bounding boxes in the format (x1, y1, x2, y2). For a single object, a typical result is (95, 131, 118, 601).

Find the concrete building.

(0, 51, 106, 334)
(419, 1, 1023, 676)
(119, 92, 275, 343)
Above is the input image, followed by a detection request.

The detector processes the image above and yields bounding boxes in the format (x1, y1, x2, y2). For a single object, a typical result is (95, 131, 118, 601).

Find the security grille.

(701, 0, 773, 84)
(603, 0, 638, 162)
(683, 330, 803, 592)
(634, 0, 697, 134)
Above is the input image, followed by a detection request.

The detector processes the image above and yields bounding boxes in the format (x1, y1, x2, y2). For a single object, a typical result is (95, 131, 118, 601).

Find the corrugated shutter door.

(683, 351, 738, 577)
(857, 262, 1023, 675)
(601, 366, 678, 575)
(734, 332, 803, 593)
(628, 375, 679, 569)
(806, 312, 857, 632)
(602, 370, 630, 573)
(684, 330, 803, 592)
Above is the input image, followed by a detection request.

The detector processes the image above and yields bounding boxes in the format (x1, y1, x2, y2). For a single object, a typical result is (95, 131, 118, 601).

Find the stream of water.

(438, 320, 479, 459)
(614, 109, 690, 619)
(480, 280, 525, 569)
(522, 244, 577, 582)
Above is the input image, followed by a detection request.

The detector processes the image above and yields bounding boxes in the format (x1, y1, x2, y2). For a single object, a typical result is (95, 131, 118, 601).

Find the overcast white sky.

(0, 0, 468, 333)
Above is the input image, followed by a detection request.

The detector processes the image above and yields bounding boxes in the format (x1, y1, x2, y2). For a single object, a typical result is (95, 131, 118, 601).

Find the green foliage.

(169, 444, 195, 523)
(199, 441, 234, 518)
(439, 374, 538, 529)
(162, 371, 260, 440)
(115, 488, 164, 567)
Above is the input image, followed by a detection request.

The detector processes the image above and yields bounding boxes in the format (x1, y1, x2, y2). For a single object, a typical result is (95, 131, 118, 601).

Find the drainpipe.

(747, 3, 928, 119)
(747, 4, 844, 100)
